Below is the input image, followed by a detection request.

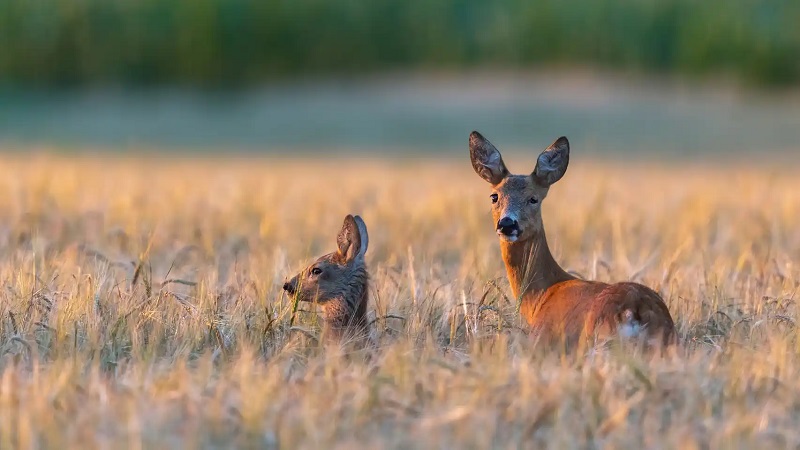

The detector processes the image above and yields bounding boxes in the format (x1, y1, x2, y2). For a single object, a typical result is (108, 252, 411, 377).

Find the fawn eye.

(490, 194, 498, 204)
(529, 197, 538, 204)
(311, 268, 322, 276)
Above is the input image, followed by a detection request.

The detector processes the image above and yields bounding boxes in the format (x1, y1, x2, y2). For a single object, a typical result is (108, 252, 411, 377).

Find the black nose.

(282, 282, 295, 295)
(496, 217, 519, 235)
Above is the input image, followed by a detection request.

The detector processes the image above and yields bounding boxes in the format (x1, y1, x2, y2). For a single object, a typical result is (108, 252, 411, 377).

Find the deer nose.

(496, 217, 519, 235)
(282, 282, 295, 295)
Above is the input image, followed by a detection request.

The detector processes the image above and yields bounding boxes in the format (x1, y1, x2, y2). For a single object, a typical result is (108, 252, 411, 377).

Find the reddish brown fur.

(470, 131, 676, 349)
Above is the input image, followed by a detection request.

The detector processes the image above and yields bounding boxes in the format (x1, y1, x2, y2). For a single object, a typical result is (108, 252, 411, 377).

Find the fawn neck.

(500, 228, 573, 301)
(322, 267, 369, 331)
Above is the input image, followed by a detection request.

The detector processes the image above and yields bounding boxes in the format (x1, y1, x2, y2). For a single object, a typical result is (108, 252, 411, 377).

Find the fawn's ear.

(337, 214, 368, 263)
(533, 136, 570, 187)
(469, 131, 509, 185)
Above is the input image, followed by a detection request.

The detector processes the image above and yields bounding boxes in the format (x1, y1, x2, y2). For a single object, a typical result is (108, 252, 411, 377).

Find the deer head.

(469, 131, 570, 243)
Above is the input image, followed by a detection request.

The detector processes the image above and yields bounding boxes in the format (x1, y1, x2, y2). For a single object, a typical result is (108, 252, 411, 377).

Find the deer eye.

(310, 267, 322, 276)
(529, 197, 538, 204)
(490, 193, 498, 204)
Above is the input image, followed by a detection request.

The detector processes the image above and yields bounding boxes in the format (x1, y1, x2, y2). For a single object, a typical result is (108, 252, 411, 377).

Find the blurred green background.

(1, 0, 799, 154)
(2, 0, 800, 87)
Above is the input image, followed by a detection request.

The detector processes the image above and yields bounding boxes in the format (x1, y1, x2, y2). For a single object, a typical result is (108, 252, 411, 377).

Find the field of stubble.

(0, 152, 798, 449)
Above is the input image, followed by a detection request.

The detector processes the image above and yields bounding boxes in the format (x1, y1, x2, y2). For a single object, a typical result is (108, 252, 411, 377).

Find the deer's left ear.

(533, 136, 570, 187)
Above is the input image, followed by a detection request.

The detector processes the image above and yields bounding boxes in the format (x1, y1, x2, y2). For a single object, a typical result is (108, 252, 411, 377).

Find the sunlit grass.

(0, 153, 797, 448)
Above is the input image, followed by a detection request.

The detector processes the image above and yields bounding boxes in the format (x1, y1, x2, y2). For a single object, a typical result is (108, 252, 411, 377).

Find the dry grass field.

(0, 152, 798, 449)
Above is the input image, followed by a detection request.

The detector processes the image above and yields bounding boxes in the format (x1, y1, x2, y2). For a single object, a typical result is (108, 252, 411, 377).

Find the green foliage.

(1, 0, 798, 87)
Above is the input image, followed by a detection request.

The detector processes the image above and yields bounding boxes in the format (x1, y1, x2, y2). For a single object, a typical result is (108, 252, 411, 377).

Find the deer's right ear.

(337, 214, 368, 263)
(469, 131, 509, 185)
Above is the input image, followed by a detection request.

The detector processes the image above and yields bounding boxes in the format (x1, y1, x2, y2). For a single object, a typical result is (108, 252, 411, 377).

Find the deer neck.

(499, 229, 573, 301)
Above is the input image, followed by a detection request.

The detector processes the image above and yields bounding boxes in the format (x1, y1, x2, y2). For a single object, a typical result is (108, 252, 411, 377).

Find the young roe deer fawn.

(283, 214, 371, 339)
(469, 131, 675, 348)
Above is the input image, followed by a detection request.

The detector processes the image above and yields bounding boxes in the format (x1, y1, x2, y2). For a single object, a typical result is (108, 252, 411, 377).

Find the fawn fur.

(283, 214, 371, 340)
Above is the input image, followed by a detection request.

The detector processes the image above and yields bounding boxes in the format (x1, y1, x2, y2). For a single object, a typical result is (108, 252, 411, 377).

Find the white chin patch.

(497, 230, 519, 242)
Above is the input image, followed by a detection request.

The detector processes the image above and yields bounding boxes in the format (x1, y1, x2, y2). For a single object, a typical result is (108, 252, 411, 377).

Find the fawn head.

(469, 131, 570, 242)
(282, 214, 369, 307)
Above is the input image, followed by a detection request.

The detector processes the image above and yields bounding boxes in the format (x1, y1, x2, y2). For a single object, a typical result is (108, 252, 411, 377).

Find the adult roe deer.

(469, 131, 675, 348)
(283, 214, 371, 339)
